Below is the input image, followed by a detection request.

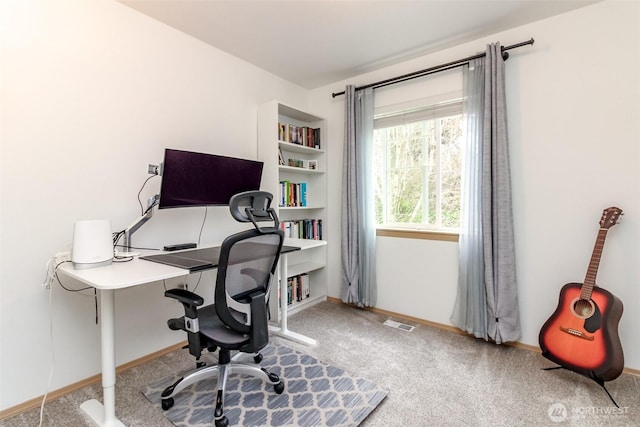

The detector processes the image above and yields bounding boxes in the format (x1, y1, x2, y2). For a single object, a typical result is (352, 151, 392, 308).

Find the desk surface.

(59, 256, 188, 290)
(140, 244, 299, 272)
(58, 239, 319, 291)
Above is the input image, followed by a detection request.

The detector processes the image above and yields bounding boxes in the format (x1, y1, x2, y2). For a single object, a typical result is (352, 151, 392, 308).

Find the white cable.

(38, 275, 55, 427)
(42, 258, 54, 289)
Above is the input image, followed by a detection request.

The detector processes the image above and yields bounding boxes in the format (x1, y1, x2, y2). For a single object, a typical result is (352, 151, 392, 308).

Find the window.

(373, 100, 463, 231)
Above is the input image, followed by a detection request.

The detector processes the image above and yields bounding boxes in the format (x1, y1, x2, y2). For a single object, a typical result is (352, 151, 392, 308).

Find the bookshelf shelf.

(279, 206, 323, 211)
(284, 237, 326, 250)
(279, 141, 325, 155)
(286, 294, 326, 316)
(288, 260, 325, 277)
(278, 165, 324, 175)
(258, 101, 328, 328)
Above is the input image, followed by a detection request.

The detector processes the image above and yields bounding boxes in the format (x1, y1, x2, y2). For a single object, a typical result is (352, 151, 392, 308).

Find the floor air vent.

(383, 319, 415, 332)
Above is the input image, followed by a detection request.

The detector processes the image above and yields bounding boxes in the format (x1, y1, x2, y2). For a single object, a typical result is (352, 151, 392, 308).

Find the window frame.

(373, 97, 463, 238)
(376, 227, 459, 242)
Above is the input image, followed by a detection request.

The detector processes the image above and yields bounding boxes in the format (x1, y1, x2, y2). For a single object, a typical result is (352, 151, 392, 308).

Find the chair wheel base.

(274, 381, 285, 394)
(215, 415, 229, 427)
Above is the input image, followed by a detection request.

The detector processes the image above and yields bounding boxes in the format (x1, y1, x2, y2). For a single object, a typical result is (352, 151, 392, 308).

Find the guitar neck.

(581, 228, 608, 299)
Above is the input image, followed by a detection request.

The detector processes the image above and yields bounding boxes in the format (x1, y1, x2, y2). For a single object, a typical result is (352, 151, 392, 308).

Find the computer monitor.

(158, 148, 263, 209)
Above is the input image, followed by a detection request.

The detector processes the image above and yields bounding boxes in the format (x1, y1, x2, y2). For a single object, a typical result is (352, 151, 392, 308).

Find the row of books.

(279, 180, 306, 207)
(278, 123, 321, 149)
(280, 218, 323, 240)
(285, 274, 310, 306)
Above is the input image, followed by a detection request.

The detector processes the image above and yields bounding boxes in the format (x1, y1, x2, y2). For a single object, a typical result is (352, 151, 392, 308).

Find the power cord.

(40, 257, 95, 426)
(112, 230, 160, 261)
(137, 174, 159, 215)
(38, 278, 55, 427)
(52, 261, 92, 293)
(189, 206, 209, 293)
(48, 258, 98, 324)
(38, 253, 103, 424)
(191, 272, 203, 293)
(42, 258, 56, 290)
(112, 230, 125, 248)
(197, 206, 208, 246)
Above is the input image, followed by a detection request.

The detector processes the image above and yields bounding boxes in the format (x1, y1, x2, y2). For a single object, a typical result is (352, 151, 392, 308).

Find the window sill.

(376, 228, 459, 242)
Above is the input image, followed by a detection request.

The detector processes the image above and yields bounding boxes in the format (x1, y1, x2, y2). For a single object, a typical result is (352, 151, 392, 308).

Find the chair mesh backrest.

(214, 228, 284, 334)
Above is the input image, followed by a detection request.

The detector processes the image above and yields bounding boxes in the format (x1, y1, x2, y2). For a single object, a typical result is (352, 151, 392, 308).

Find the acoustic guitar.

(538, 207, 624, 382)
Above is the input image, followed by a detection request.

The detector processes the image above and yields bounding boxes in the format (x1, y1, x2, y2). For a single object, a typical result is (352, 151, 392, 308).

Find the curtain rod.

(331, 38, 534, 98)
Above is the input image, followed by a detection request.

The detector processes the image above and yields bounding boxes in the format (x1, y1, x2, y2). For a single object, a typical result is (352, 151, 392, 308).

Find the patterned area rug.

(143, 344, 388, 426)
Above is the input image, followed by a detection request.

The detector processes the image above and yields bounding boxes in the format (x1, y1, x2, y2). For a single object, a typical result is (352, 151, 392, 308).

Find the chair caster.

(253, 353, 263, 363)
(215, 415, 229, 427)
(161, 397, 174, 410)
(267, 372, 280, 383)
(274, 381, 285, 394)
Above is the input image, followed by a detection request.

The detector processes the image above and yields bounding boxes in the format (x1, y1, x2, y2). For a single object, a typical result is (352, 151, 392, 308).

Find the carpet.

(142, 344, 388, 426)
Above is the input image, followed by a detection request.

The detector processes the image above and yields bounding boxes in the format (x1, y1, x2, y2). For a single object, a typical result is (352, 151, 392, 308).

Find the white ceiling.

(119, 0, 601, 89)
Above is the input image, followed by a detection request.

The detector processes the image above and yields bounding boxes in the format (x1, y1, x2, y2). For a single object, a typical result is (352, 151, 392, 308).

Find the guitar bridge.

(560, 326, 594, 341)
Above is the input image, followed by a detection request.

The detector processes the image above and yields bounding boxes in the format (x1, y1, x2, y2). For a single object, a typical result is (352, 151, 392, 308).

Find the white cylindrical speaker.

(72, 219, 113, 269)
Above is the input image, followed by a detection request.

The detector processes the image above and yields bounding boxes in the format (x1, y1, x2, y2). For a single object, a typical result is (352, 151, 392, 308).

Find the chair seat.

(197, 305, 250, 349)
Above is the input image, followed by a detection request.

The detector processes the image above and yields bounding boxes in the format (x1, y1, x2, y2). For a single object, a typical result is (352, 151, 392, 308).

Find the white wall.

(2, 0, 638, 415)
(310, 0, 640, 370)
(0, 0, 310, 411)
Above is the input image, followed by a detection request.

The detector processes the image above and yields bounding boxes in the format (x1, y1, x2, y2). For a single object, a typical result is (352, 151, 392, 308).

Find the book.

(278, 122, 289, 142)
(289, 125, 302, 144)
(300, 182, 307, 207)
(280, 218, 322, 240)
(300, 273, 310, 299)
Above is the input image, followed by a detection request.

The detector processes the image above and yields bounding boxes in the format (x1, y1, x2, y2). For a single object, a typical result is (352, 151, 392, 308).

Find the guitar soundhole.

(570, 297, 595, 319)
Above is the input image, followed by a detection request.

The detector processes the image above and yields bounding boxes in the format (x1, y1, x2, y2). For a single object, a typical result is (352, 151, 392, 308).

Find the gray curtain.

(451, 43, 520, 344)
(341, 85, 377, 307)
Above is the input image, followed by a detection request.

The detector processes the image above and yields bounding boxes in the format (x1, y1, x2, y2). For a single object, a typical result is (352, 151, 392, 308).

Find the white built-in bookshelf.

(258, 101, 328, 321)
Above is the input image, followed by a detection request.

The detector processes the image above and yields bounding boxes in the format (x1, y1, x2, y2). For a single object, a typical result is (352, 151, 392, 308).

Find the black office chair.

(161, 191, 285, 427)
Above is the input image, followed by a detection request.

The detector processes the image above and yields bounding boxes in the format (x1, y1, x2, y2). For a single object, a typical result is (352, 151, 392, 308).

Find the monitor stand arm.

(122, 195, 159, 255)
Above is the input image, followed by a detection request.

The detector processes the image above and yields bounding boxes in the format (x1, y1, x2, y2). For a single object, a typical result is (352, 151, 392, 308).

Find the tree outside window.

(373, 106, 462, 230)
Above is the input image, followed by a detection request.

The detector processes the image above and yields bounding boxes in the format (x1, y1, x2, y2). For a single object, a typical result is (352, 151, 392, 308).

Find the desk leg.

(80, 289, 125, 427)
(268, 253, 317, 346)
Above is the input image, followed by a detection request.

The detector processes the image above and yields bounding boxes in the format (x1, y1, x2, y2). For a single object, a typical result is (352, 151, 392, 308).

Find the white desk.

(57, 241, 317, 427)
(268, 238, 326, 347)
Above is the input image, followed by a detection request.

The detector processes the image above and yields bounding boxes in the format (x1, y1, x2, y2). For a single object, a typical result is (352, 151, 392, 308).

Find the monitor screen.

(159, 148, 263, 209)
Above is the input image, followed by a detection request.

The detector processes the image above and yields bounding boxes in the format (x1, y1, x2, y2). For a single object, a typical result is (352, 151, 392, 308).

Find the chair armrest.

(165, 288, 204, 306)
(165, 288, 204, 358)
(165, 288, 204, 320)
